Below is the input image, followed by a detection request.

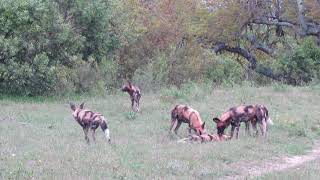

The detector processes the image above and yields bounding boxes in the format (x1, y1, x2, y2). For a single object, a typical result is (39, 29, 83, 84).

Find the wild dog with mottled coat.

(251, 104, 274, 137)
(121, 81, 141, 112)
(212, 105, 273, 139)
(70, 102, 111, 144)
(170, 105, 206, 136)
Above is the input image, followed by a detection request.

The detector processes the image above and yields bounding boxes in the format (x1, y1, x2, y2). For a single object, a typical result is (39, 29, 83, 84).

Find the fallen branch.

(213, 42, 283, 81)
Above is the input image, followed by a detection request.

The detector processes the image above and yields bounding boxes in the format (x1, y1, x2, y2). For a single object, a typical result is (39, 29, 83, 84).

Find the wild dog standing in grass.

(121, 81, 141, 112)
(170, 105, 206, 136)
(212, 105, 273, 139)
(251, 105, 274, 138)
(70, 102, 111, 144)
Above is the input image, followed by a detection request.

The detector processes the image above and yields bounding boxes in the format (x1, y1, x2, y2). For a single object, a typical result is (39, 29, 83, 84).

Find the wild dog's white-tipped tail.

(100, 117, 111, 143)
(267, 118, 274, 125)
(104, 129, 111, 143)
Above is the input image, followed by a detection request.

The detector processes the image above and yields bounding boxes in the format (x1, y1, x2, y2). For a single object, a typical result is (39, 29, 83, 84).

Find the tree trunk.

(275, 0, 284, 37)
(296, 0, 308, 36)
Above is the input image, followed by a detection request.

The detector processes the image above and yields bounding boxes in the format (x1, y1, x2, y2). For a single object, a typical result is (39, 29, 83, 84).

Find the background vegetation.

(1, 0, 320, 96)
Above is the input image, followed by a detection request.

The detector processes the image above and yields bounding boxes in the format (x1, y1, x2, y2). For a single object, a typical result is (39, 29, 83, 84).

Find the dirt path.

(222, 141, 320, 180)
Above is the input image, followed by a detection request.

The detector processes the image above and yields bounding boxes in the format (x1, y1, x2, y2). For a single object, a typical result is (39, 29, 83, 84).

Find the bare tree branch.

(251, 19, 295, 28)
(213, 43, 282, 81)
(242, 35, 274, 55)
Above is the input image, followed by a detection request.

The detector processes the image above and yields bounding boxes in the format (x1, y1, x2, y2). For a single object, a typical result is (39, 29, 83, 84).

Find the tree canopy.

(0, 0, 320, 95)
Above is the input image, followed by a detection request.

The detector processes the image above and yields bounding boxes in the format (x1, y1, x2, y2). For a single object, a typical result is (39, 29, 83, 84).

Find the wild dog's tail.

(100, 117, 111, 143)
(267, 117, 274, 125)
(264, 107, 274, 126)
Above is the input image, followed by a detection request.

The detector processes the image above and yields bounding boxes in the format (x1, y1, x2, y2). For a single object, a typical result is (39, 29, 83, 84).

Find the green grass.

(1, 85, 320, 179)
(255, 159, 320, 180)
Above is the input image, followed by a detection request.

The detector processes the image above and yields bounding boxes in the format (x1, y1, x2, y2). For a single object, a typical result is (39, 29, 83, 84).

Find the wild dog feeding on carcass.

(70, 102, 111, 144)
(121, 81, 141, 112)
(177, 133, 230, 143)
(212, 105, 273, 139)
(170, 105, 206, 136)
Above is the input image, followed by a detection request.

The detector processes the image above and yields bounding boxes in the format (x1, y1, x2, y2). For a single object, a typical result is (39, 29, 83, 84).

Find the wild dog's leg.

(135, 99, 140, 112)
(136, 94, 141, 112)
(174, 121, 182, 135)
(187, 123, 195, 135)
(188, 126, 192, 135)
(230, 125, 235, 139)
(233, 120, 240, 139)
(188, 127, 197, 135)
(261, 120, 267, 138)
(131, 97, 135, 111)
(187, 126, 197, 135)
(91, 129, 96, 142)
(258, 121, 265, 137)
(235, 124, 240, 139)
(169, 119, 178, 134)
(136, 102, 140, 112)
(132, 94, 137, 112)
(251, 119, 258, 136)
(245, 121, 251, 136)
(83, 127, 90, 144)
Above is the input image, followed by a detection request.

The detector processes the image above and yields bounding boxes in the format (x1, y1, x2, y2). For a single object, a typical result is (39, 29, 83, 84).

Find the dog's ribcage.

(74, 109, 104, 128)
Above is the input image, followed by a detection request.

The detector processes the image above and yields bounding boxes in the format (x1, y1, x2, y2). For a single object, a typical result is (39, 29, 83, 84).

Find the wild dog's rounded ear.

(212, 118, 220, 123)
(70, 102, 76, 111)
(202, 122, 206, 129)
(79, 102, 85, 109)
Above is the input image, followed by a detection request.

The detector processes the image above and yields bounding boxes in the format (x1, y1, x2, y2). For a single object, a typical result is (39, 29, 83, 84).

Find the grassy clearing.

(1, 85, 320, 179)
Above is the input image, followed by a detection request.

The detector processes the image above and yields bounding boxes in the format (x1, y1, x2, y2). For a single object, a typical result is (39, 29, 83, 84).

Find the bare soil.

(222, 141, 320, 180)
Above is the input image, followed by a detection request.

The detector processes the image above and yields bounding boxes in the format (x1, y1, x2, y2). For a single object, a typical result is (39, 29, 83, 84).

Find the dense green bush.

(132, 54, 169, 92)
(0, 53, 57, 95)
(0, 0, 119, 96)
(276, 38, 320, 85)
(205, 56, 245, 86)
(160, 82, 212, 101)
(0, 0, 319, 96)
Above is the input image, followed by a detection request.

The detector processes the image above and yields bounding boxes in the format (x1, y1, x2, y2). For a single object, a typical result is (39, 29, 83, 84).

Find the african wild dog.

(170, 105, 206, 136)
(121, 81, 141, 112)
(70, 102, 111, 144)
(252, 104, 274, 137)
(212, 105, 273, 139)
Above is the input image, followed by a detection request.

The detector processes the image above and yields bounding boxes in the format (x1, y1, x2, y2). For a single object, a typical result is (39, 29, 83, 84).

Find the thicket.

(0, 0, 319, 96)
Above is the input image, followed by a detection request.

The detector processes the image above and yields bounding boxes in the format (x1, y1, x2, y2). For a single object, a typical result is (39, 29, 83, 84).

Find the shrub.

(98, 59, 120, 93)
(205, 56, 245, 86)
(160, 82, 212, 101)
(276, 38, 320, 85)
(132, 54, 169, 92)
(53, 65, 77, 95)
(0, 0, 119, 96)
(0, 53, 57, 96)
